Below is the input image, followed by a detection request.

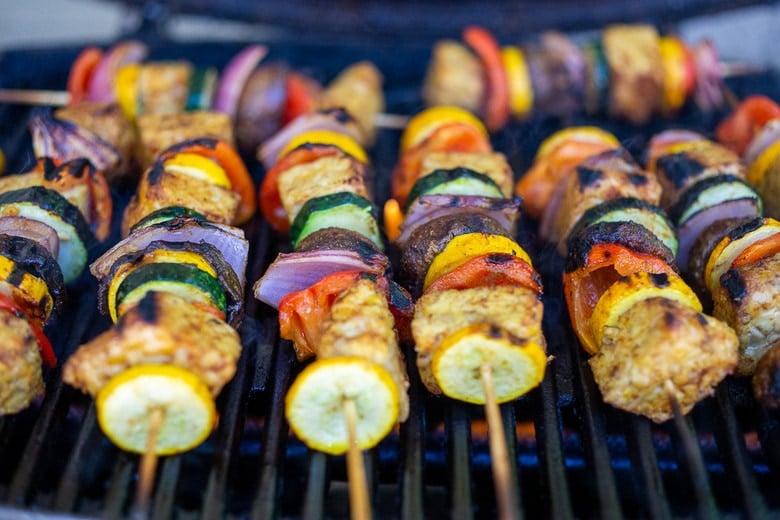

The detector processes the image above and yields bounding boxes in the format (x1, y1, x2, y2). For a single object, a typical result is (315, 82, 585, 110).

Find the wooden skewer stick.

(0, 88, 408, 130)
(480, 363, 518, 520)
(343, 398, 371, 520)
(133, 406, 165, 517)
(0, 89, 70, 106)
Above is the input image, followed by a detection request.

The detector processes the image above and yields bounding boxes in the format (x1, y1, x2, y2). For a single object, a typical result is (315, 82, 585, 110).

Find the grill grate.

(1, 38, 780, 519)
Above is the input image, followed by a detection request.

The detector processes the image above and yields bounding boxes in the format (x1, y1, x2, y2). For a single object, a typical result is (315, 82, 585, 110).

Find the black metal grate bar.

(52, 403, 99, 511)
(250, 344, 292, 520)
(399, 360, 425, 520)
(714, 384, 769, 518)
(627, 416, 672, 520)
(301, 451, 328, 520)
(448, 402, 473, 519)
(535, 372, 573, 520)
(570, 345, 622, 519)
(671, 406, 719, 519)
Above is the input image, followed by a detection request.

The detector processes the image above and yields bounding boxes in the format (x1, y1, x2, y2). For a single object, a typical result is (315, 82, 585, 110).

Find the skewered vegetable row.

(254, 71, 407, 454)
(525, 126, 739, 422)
(32, 40, 384, 186)
(0, 157, 111, 414)
(716, 95, 780, 218)
(423, 24, 723, 131)
(645, 128, 780, 407)
(253, 123, 412, 454)
(387, 105, 547, 404)
(62, 134, 253, 455)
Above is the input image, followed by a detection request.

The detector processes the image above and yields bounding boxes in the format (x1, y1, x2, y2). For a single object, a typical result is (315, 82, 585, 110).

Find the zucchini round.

(129, 206, 208, 234)
(290, 192, 382, 250)
(669, 175, 762, 226)
(404, 168, 503, 212)
(115, 263, 226, 317)
(568, 197, 679, 256)
(0, 186, 94, 284)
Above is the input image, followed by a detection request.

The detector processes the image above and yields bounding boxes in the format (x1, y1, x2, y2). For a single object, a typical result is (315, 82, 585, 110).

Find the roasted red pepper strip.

(731, 232, 780, 270)
(463, 26, 510, 132)
(715, 95, 780, 155)
(67, 47, 103, 106)
(159, 138, 257, 225)
(563, 243, 677, 354)
(0, 294, 57, 368)
(278, 270, 364, 360)
(259, 145, 343, 232)
(391, 121, 491, 206)
(423, 253, 542, 296)
(283, 72, 319, 125)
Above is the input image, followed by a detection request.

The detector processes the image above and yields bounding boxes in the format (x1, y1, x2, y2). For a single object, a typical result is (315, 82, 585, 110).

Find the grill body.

(1, 36, 780, 519)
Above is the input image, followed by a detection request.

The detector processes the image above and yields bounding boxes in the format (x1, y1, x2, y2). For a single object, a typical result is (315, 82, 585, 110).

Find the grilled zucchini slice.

(0, 186, 94, 284)
(290, 192, 382, 250)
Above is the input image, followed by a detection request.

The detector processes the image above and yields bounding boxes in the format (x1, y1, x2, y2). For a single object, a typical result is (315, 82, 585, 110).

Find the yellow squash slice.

(279, 129, 368, 164)
(590, 271, 702, 349)
(96, 364, 215, 455)
(285, 356, 399, 455)
(432, 323, 546, 404)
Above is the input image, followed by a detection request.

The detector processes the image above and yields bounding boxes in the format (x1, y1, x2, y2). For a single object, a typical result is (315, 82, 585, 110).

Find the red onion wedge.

(87, 40, 148, 103)
(0, 216, 59, 259)
(213, 44, 268, 118)
(397, 194, 521, 248)
(259, 109, 363, 169)
(91, 217, 248, 287)
(253, 249, 390, 309)
(745, 118, 780, 167)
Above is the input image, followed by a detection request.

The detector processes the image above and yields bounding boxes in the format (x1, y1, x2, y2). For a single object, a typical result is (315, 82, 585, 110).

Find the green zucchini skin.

(669, 175, 762, 226)
(0, 234, 65, 316)
(567, 197, 679, 256)
(99, 240, 244, 328)
(129, 206, 208, 234)
(404, 168, 503, 212)
(115, 262, 226, 317)
(290, 192, 382, 250)
(0, 186, 95, 284)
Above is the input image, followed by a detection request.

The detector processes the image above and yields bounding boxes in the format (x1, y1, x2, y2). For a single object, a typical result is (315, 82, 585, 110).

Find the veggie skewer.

(646, 128, 780, 408)
(62, 129, 252, 511)
(522, 126, 739, 422)
(0, 157, 110, 415)
(389, 106, 547, 518)
(253, 77, 409, 516)
(423, 24, 751, 131)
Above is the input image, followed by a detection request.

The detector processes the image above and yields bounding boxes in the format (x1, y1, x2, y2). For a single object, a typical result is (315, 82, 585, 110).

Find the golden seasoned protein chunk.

(423, 40, 485, 116)
(649, 140, 745, 210)
(420, 151, 514, 198)
(602, 25, 663, 125)
(276, 154, 369, 223)
(135, 111, 233, 168)
(137, 61, 193, 115)
(285, 278, 409, 455)
(121, 167, 239, 236)
(63, 291, 241, 397)
(318, 61, 385, 146)
(712, 252, 780, 375)
(55, 102, 136, 183)
(590, 297, 738, 423)
(546, 159, 661, 252)
(412, 285, 545, 396)
(0, 309, 44, 415)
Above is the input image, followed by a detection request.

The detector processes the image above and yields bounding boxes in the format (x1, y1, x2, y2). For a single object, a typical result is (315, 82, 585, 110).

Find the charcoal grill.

(2, 5, 780, 518)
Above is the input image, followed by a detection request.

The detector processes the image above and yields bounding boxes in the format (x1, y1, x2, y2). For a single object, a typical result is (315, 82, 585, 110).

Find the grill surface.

(1, 37, 780, 519)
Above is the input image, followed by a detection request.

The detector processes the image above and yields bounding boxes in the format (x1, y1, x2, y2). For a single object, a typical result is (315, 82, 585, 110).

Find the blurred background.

(2, 0, 780, 69)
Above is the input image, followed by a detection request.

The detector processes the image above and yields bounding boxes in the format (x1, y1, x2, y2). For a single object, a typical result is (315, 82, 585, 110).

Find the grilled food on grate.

(524, 125, 739, 422)
(424, 24, 723, 131)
